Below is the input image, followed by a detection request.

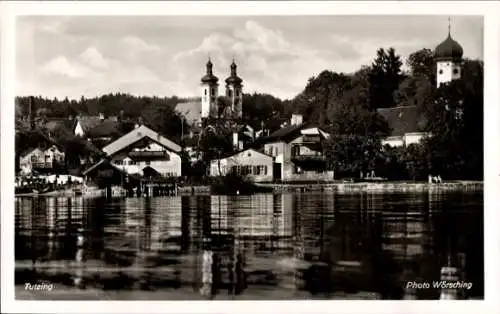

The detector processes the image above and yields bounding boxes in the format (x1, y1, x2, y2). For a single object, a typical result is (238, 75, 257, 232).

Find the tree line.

(15, 46, 483, 181)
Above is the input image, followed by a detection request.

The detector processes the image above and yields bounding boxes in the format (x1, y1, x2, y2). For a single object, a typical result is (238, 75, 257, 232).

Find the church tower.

(434, 18, 464, 87)
(225, 59, 243, 119)
(200, 58, 219, 119)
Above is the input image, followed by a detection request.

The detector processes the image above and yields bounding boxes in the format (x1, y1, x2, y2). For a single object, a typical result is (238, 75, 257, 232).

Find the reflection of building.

(261, 114, 333, 182)
(209, 148, 274, 182)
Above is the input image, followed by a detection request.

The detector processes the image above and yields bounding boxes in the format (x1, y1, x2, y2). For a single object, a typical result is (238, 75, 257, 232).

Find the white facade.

(19, 145, 65, 175)
(210, 149, 273, 182)
(381, 132, 427, 148)
(225, 84, 243, 119)
(101, 125, 182, 177)
(74, 120, 85, 137)
(436, 60, 461, 87)
(201, 83, 218, 119)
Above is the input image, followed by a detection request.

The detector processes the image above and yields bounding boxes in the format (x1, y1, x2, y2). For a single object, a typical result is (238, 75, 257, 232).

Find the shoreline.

(15, 181, 483, 198)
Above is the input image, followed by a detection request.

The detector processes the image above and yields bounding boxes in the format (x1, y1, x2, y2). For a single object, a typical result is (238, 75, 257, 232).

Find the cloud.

(41, 55, 94, 78)
(80, 47, 110, 69)
(122, 36, 161, 51)
(173, 20, 347, 99)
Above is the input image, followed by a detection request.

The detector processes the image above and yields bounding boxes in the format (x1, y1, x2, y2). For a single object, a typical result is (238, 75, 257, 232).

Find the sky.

(16, 15, 483, 100)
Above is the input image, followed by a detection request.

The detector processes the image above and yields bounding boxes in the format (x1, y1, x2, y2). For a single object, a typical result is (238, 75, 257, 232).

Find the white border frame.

(2, 1, 499, 314)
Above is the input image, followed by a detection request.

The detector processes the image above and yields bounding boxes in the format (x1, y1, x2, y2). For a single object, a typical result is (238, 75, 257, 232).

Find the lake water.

(14, 191, 483, 300)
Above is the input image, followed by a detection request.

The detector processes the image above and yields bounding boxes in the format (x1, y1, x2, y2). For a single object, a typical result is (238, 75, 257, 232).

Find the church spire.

(448, 16, 451, 37)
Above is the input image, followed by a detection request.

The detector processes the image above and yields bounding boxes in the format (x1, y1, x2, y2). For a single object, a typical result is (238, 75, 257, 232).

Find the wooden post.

(200, 246, 214, 298)
(74, 228, 85, 289)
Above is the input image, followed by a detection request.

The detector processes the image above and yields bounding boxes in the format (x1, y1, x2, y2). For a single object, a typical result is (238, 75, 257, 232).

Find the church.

(177, 58, 255, 163)
(176, 58, 245, 125)
(378, 22, 464, 147)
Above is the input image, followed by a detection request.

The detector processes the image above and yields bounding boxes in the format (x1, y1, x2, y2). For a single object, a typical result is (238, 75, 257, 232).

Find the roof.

(76, 116, 118, 133)
(175, 101, 202, 125)
(434, 34, 463, 61)
(262, 123, 309, 144)
(17, 129, 61, 157)
(102, 125, 182, 156)
(377, 106, 427, 137)
(86, 120, 120, 138)
(82, 159, 120, 176)
(44, 119, 75, 133)
(225, 61, 243, 85)
(213, 148, 273, 162)
(201, 60, 219, 84)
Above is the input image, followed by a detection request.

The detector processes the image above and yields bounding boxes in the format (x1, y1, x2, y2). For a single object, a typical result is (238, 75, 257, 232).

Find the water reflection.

(15, 191, 483, 300)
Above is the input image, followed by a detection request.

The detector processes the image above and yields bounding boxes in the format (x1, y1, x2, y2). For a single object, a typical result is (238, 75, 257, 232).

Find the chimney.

(99, 113, 105, 121)
(291, 114, 303, 126)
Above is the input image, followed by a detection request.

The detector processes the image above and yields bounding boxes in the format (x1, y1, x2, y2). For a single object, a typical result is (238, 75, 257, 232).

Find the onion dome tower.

(201, 57, 219, 119)
(225, 59, 243, 119)
(434, 18, 464, 87)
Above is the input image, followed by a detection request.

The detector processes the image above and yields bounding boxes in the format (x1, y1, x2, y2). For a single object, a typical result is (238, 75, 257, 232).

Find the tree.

(421, 59, 483, 180)
(406, 48, 436, 81)
(368, 48, 404, 109)
(323, 134, 384, 178)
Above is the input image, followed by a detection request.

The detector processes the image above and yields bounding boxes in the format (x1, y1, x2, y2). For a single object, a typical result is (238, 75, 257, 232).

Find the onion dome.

(434, 33, 463, 62)
(201, 58, 219, 84)
(225, 60, 243, 85)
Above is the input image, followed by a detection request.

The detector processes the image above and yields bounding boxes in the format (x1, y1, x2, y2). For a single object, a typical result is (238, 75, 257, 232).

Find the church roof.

(225, 60, 243, 85)
(225, 75, 243, 85)
(201, 59, 219, 84)
(434, 34, 463, 61)
(377, 106, 428, 137)
(201, 73, 219, 84)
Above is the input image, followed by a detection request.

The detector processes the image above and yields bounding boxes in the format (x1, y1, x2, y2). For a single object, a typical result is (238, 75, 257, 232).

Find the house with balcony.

(84, 124, 182, 180)
(19, 144, 65, 175)
(260, 114, 333, 182)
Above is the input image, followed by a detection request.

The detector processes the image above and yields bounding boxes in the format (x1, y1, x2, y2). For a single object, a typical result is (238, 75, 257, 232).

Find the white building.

(209, 148, 274, 182)
(19, 145, 65, 175)
(100, 125, 182, 177)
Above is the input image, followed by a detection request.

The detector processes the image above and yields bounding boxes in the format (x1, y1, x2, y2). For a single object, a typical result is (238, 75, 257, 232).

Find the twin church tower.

(200, 58, 243, 120)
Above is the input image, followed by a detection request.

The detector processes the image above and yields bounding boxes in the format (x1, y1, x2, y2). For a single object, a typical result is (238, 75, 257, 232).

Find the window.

(228, 89, 232, 97)
(129, 160, 137, 165)
(253, 165, 267, 175)
(205, 89, 207, 95)
(31, 155, 38, 163)
(45, 155, 50, 163)
(453, 68, 459, 75)
(439, 69, 443, 74)
(115, 160, 123, 165)
(145, 161, 151, 166)
(211, 89, 215, 96)
(236, 90, 240, 97)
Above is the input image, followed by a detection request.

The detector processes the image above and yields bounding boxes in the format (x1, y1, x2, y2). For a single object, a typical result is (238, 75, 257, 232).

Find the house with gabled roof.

(17, 130, 65, 175)
(256, 114, 333, 182)
(87, 124, 182, 178)
(377, 106, 428, 147)
(209, 148, 274, 182)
